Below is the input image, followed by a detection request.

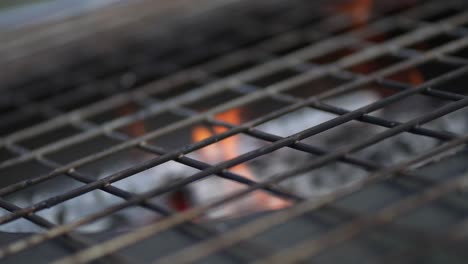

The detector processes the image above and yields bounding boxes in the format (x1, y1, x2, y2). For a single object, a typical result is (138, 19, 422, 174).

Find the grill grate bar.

(0, 2, 346, 142)
(0, 39, 467, 228)
(54, 103, 468, 264)
(0, 198, 130, 264)
(0, 1, 460, 149)
(255, 88, 461, 141)
(6, 64, 468, 262)
(382, 214, 468, 264)
(152, 133, 468, 264)
(103, 126, 302, 201)
(2, 86, 458, 259)
(254, 168, 468, 264)
(0, 141, 276, 261)
(2, 137, 294, 255)
(211, 119, 460, 195)
(0, 88, 294, 259)
(2, 1, 468, 263)
(378, 77, 467, 101)
(2, 6, 468, 184)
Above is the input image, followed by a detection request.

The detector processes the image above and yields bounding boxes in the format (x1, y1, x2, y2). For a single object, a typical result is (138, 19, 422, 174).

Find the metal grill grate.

(2, 0, 468, 263)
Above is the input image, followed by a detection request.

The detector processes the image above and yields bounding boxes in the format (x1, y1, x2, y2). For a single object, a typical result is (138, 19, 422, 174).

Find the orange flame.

(193, 109, 290, 214)
(337, 0, 373, 28)
(335, 0, 425, 86)
(117, 104, 195, 212)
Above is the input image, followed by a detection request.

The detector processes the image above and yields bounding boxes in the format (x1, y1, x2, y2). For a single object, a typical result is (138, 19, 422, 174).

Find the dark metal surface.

(1, 0, 468, 263)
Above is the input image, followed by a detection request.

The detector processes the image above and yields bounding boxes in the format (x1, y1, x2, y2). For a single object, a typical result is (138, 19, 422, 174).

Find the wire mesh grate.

(2, 0, 468, 263)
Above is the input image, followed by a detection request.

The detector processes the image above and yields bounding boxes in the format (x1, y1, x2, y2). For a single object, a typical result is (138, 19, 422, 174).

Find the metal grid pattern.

(2, 0, 468, 263)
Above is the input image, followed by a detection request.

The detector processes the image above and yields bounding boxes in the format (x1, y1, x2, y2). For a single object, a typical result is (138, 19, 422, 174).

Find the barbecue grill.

(2, 0, 468, 263)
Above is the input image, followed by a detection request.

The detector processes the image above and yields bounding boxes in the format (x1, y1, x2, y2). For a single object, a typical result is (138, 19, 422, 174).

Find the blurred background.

(0, 0, 246, 87)
(0, 0, 124, 30)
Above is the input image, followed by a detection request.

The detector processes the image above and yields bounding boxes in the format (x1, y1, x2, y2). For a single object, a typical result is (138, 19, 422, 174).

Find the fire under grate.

(2, 0, 468, 263)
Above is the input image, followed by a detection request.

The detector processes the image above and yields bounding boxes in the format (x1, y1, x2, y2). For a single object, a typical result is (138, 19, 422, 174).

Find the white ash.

(0, 161, 197, 233)
(253, 92, 468, 197)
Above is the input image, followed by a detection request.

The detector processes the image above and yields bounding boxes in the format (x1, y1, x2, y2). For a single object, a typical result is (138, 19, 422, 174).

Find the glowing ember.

(385, 63, 426, 89)
(408, 70, 424, 85)
(168, 189, 192, 212)
(192, 109, 290, 215)
(394, 69, 425, 86)
(337, 0, 373, 28)
(117, 104, 146, 136)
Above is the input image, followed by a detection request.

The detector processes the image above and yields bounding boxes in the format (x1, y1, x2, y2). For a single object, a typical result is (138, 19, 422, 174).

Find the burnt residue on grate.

(1, 0, 468, 263)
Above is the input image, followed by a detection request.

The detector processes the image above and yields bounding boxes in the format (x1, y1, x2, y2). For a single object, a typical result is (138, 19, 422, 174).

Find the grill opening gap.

(0, 148, 17, 163)
(308, 46, 361, 65)
(420, 7, 462, 22)
(17, 124, 83, 151)
(75, 147, 156, 179)
(207, 147, 360, 214)
(346, 54, 406, 74)
(430, 72, 468, 96)
(267, 36, 314, 56)
(247, 67, 302, 88)
(0, 160, 52, 192)
(214, 97, 291, 124)
(208, 58, 263, 78)
(183, 90, 244, 112)
(116, 111, 184, 138)
(282, 74, 350, 98)
(383, 59, 461, 85)
(327, 81, 402, 104)
(422, 107, 468, 135)
(447, 45, 468, 61)
(149, 79, 205, 100)
(56, 91, 108, 113)
(363, 25, 412, 43)
(0, 112, 49, 137)
(45, 135, 121, 165)
(404, 33, 459, 52)
(86, 101, 143, 125)
(353, 131, 444, 166)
